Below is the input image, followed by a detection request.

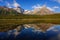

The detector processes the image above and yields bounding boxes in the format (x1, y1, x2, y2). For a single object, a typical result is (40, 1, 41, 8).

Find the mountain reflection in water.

(0, 24, 60, 40)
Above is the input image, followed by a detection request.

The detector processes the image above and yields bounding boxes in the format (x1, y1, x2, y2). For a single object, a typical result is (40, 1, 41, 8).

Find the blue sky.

(0, 0, 60, 12)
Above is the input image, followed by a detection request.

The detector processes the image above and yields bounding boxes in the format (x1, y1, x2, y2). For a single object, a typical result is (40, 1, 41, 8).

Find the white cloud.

(13, 0, 20, 8)
(25, 10, 28, 11)
(32, 4, 54, 11)
(47, 7, 54, 11)
(6, 2, 12, 8)
(32, 4, 42, 9)
(5, 0, 20, 8)
(53, 6, 59, 9)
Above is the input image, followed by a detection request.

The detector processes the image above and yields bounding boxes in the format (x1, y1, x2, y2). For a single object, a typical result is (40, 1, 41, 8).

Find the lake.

(0, 25, 60, 40)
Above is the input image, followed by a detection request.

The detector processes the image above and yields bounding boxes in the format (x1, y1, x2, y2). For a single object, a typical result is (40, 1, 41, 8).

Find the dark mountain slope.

(0, 6, 22, 15)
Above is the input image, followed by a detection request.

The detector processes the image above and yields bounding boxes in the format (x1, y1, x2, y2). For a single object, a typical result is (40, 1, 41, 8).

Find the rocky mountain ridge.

(24, 5, 54, 15)
(0, 6, 24, 15)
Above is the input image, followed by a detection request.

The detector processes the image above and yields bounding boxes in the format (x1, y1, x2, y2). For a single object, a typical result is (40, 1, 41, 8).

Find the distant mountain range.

(0, 5, 54, 15)
(33, 6, 54, 15)
(24, 5, 54, 15)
